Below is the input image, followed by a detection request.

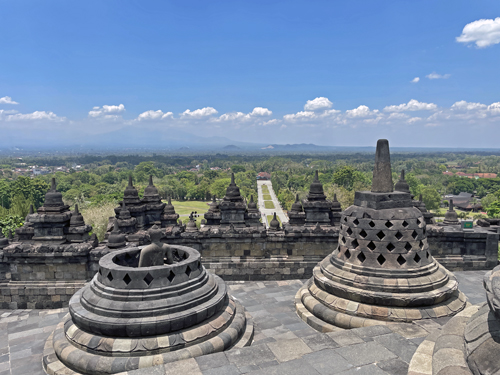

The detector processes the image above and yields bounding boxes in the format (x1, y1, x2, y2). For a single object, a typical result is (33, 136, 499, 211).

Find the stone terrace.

(0, 271, 488, 375)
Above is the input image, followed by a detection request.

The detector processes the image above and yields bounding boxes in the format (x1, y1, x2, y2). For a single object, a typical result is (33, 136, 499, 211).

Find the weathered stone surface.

(296, 139, 467, 331)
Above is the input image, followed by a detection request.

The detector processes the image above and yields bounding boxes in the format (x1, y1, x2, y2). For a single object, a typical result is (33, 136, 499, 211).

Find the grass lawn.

(264, 201, 275, 209)
(261, 185, 270, 193)
(165, 200, 211, 216)
(267, 215, 282, 225)
(263, 194, 272, 200)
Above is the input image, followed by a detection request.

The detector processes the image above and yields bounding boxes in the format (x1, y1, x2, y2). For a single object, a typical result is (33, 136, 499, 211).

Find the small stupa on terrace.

(295, 139, 467, 330)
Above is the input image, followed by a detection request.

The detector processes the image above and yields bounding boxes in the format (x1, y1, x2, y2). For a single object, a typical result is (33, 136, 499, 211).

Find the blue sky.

(1, 0, 500, 148)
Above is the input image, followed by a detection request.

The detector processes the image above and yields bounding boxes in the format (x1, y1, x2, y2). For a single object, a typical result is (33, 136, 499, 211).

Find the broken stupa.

(43, 225, 253, 374)
(295, 139, 467, 330)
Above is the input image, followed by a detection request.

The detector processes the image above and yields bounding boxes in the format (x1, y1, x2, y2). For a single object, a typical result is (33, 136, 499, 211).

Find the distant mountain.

(223, 145, 241, 150)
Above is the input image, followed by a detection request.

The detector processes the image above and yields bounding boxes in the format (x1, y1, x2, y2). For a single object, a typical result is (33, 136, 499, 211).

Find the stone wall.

(0, 225, 498, 309)
(427, 226, 499, 270)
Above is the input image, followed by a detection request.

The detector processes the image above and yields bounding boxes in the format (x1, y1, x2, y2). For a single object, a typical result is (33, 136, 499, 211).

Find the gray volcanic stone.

(42, 239, 253, 374)
(295, 139, 467, 331)
(371, 139, 394, 193)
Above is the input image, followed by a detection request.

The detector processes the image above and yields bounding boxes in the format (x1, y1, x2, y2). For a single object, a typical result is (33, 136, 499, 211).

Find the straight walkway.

(257, 180, 288, 228)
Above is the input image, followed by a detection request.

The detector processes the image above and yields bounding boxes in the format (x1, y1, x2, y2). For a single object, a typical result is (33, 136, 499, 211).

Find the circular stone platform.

(42, 244, 253, 375)
(295, 140, 467, 331)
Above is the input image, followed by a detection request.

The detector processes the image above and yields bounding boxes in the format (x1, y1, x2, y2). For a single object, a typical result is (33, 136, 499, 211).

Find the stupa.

(443, 198, 460, 225)
(161, 196, 180, 227)
(295, 139, 467, 330)
(142, 175, 166, 227)
(219, 173, 247, 227)
(302, 171, 333, 226)
(203, 195, 221, 226)
(245, 195, 262, 226)
(43, 226, 253, 374)
(330, 194, 342, 225)
(288, 194, 306, 226)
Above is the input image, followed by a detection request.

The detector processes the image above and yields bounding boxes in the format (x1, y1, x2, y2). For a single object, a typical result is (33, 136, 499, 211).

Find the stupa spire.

(371, 139, 394, 193)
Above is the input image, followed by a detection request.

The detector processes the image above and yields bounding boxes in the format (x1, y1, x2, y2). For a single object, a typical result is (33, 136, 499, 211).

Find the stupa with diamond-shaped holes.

(43, 226, 253, 375)
(295, 139, 467, 330)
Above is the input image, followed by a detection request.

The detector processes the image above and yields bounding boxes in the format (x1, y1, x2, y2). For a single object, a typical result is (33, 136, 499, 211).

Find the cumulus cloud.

(89, 104, 125, 118)
(450, 100, 487, 111)
(181, 107, 218, 119)
(426, 72, 451, 80)
(411, 77, 420, 83)
(136, 110, 173, 121)
(345, 105, 378, 118)
(250, 107, 272, 116)
(456, 17, 500, 48)
(304, 97, 333, 111)
(283, 111, 316, 121)
(384, 99, 437, 112)
(0, 96, 19, 105)
(3, 111, 65, 122)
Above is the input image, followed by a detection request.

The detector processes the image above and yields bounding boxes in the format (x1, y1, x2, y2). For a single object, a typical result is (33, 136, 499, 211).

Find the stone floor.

(0, 270, 488, 375)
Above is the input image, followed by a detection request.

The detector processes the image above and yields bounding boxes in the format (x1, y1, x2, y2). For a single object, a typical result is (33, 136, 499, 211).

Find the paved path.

(257, 180, 288, 228)
(0, 270, 489, 375)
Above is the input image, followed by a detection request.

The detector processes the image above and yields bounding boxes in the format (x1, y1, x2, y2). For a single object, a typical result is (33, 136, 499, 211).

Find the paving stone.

(163, 358, 202, 375)
(196, 352, 230, 371)
(337, 364, 389, 375)
(374, 333, 419, 363)
(267, 338, 312, 363)
(327, 330, 365, 347)
(246, 358, 321, 375)
(353, 325, 393, 340)
(225, 344, 277, 368)
(377, 357, 410, 375)
(303, 349, 353, 374)
(301, 333, 339, 351)
(202, 364, 241, 375)
(334, 341, 397, 367)
(387, 323, 430, 339)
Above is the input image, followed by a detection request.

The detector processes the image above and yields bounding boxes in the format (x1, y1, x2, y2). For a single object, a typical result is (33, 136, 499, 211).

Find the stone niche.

(42, 239, 253, 375)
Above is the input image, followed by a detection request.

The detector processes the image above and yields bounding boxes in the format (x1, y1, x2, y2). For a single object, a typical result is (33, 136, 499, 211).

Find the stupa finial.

(51, 178, 56, 191)
(231, 173, 235, 184)
(74, 204, 79, 214)
(371, 139, 394, 193)
(148, 175, 153, 186)
(314, 170, 319, 182)
(128, 175, 133, 187)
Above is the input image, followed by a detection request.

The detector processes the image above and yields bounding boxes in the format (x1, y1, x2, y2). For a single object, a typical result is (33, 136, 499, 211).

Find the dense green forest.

(4, 151, 500, 236)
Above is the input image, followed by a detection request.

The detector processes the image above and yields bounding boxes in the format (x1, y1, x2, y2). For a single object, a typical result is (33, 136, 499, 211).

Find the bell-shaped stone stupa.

(43, 226, 253, 374)
(295, 139, 467, 330)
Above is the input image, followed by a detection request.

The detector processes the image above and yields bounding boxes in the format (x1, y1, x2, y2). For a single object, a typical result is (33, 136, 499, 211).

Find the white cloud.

(4, 111, 65, 122)
(283, 111, 316, 121)
(263, 119, 280, 126)
(407, 117, 423, 124)
(345, 105, 378, 118)
(136, 110, 173, 121)
(89, 104, 125, 117)
(456, 17, 500, 48)
(250, 107, 272, 116)
(411, 77, 420, 83)
(426, 72, 451, 80)
(0, 96, 19, 105)
(488, 102, 500, 115)
(304, 97, 333, 111)
(181, 107, 218, 119)
(384, 99, 437, 112)
(450, 100, 487, 111)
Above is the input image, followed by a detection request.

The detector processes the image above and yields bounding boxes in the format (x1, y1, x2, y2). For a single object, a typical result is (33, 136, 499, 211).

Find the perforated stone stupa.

(295, 139, 467, 330)
(42, 226, 253, 374)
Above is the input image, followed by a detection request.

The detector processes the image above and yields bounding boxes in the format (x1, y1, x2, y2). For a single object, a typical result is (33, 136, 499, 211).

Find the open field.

(263, 194, 272, 200)
(165, 200, 211, 216)
(261, 185, 269, 194)
(264, 201, 275, 209)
